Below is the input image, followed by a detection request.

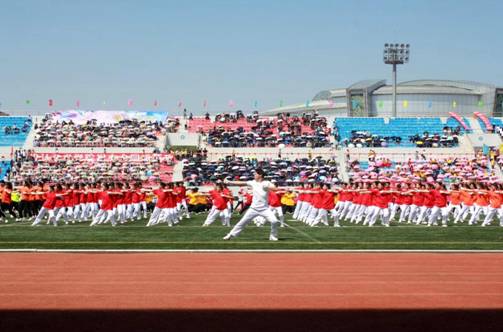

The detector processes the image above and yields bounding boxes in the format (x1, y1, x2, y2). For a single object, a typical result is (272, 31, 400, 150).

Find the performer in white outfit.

(223, 169, 280, 241)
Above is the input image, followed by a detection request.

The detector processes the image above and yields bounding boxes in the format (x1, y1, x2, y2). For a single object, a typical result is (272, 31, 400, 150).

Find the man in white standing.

(223, 169, 280, 241)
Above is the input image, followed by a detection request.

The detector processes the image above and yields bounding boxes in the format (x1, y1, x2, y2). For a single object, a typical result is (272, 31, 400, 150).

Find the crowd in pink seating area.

(9, 150, 176, 184)
(34, 115, 167, 148)
(188, 111, 331, 147)
(347, 153, 498, 184)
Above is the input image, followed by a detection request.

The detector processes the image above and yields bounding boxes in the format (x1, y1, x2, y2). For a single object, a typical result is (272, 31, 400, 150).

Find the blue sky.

(0, 0, 502, 114)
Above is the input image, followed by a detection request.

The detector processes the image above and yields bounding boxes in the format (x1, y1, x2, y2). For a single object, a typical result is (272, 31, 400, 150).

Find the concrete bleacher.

(334, 117, 468, 147)
(0, 116, 32, 146)
(188, 116, 317, 134)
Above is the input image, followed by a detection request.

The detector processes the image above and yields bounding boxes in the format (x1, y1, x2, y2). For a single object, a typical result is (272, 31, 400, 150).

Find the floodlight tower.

(383, 43, 410, 117)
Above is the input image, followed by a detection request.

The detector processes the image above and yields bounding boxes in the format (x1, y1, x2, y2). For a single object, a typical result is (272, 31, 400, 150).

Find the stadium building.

(264, 79, 503, 118)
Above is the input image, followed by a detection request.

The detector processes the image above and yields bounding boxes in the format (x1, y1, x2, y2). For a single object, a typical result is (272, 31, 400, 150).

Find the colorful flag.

(128, 99, 133, 107)
(403, 100, 409, 108)
(48, 99, 54, 107)
(478, 100, 484, 108)
(76, 100, 80, 108)
(377, 100, 384, 109)
(25, 100, 31, 105)
(328, 99, 335, 108)
(452, 100, 457, 108)
(154, 100, 159, 107)
(177, 101, 183, 108)
(228, 100, 236, 108)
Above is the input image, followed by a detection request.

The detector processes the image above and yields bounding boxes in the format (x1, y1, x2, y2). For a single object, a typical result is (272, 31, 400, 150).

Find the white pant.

(366, 206, 390, 226)
(141, 201, 148, 217)
(55, 207, 68, 223)
(132, 203, 141, 219)
(398, 204, 411, 223)
(299, 203, 312, 222)
(292, 201, 304, 219)
(306, 207, 319, 225)
(312, 208, 331, 227)
(482, 206, 503, 226)
(91, 209, 116, 226)
(415, 206, 429, 224)
(204, 206, 230, 226)
(228, 207, 279, 238)
(428, 206, 449, 226)
(32, 207, 56, 226)
(159, 208, 177, 225)
(468, 205, 488, 225)
(147, 206, 163, 226)
(270, 206, 284, 226)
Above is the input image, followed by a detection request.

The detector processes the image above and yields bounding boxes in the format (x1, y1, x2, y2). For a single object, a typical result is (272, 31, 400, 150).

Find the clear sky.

(1, 0, 502, 114)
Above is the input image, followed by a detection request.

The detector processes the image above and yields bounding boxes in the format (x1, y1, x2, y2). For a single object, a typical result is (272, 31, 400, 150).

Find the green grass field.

(1, 213, 503, 250)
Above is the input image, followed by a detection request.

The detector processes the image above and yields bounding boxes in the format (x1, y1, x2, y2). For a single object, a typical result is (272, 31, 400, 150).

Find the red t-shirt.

(412, 191, 425, 206)
(43, 192, 57, 209)
(321, 191, 335, 210)
(400, 190, 413, 205)
(100, 191, 113, 210)
(64, 190, 73, 207)
(79, 191, 86, 204)
(164, 192, 176, 208)
(338, 190, 348, 202)
(124, 190, 133, 205)
(132, 190, 141, 204)
(54, 191, 65, 208)
(424, 191, 436, 208)
(153, 189, 167, 208)
(210, 190, 227, 210)
(360, 192, 372, 206)
(432, 190, 448, 208)
(268, 191, 282, 207)
(245, 193, 252, 206)
(114, 189, 124, 206)
(311, 189, 323, 209)
(372, 190, 389, 209)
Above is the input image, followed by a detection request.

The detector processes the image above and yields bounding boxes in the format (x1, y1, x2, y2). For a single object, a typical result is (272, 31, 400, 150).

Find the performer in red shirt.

(268, 185, 285, 227)
(32, 185, 57, 226)
(428, 183, 450, 227)
(146, 182, 170, 227)
(311, 183, 336, 227)
(202, 183, 231, 227)
(91, 183, 118, 227)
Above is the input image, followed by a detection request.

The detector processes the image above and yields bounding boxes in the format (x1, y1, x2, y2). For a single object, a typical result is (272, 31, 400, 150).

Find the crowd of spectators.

(182, 155, 340, 186)
(8, 150, 176, 184)
(347, 153, 497, 184)
(202, 111, 331, 148)
(34, 115, 166, 148)
(341, 127, 460, 148)
(165, 117, 181, 133)
(3, 118, 32, 135)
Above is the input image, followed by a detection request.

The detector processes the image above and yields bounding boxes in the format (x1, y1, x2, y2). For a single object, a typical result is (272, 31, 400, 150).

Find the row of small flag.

(22, 99, 288, 109)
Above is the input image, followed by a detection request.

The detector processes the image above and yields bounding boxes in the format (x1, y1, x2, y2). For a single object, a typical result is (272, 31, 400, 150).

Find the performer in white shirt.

(223, 169, 280, 241)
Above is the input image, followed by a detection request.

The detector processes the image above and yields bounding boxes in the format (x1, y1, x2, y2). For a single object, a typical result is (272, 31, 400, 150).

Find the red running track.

(0, 253, 502, 310)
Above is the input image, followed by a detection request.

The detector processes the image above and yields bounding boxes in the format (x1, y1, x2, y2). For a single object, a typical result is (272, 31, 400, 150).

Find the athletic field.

(1, 214, 502, 250)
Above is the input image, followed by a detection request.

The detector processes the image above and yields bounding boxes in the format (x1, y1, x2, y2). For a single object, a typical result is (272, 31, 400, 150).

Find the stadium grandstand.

(262, 79, 503, 118)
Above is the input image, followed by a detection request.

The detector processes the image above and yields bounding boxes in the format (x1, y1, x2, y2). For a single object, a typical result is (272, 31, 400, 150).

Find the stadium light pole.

(383, 43, 410, 118)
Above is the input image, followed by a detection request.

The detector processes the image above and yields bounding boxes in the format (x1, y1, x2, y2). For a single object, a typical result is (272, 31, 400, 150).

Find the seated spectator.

(34, 114, 167, 148)
(182, 155, 340, 186)
(9, 151, 176, 184)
